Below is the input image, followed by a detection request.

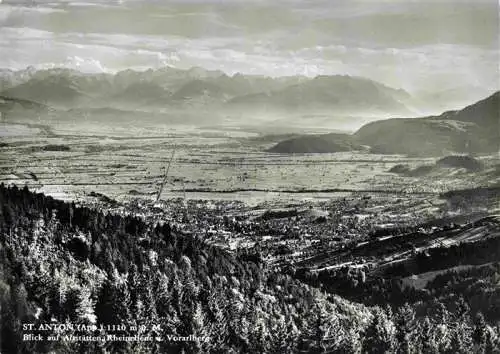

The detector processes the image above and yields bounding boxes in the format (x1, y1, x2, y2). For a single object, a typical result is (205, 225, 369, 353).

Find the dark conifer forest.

(1, 184, 499, 353)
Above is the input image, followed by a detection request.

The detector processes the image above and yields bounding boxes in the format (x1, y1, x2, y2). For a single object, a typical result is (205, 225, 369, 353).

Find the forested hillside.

(0, 185, 498, 353)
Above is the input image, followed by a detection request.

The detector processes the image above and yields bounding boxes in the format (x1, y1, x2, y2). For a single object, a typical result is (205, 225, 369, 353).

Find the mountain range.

(2, 66, 498, 157)
(227, 75, 410, 115)
(0, 95, 49, 115)
(0, 67, 409, 116)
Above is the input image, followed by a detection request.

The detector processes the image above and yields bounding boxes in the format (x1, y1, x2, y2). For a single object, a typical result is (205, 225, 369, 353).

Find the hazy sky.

(0, 0, 498, 95)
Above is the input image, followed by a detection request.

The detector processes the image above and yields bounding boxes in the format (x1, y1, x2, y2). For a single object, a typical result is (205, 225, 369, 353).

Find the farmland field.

(1, 118, 498, 205)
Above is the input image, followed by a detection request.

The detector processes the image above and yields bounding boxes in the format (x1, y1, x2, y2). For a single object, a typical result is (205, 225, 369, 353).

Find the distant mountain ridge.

(0, 67, 409, 115)
(1, 75, 83, 105)
(269, 91, 499, 156)
(0, 95, 50, 113)
(227, 75, 410, 114)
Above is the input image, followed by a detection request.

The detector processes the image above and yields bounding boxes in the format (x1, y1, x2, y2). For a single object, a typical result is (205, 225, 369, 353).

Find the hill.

(436, 155, 484, 171)
(435, 91, 500, 128)
(354, 91, 499, 156)
(267, 133, 363, 153)
(268, 92, 499, 155)
(388, 155, 484, 177)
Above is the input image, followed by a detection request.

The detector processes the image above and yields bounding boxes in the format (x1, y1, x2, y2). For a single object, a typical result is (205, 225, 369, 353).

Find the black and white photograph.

(0, 0, 499, 353)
